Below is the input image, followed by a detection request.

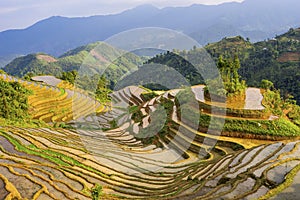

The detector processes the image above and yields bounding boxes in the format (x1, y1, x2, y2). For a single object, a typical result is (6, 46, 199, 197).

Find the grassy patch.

(223, 118, 300, 137)
(91, 184, 103, 200)
(58, 88, 66, 97)
(0, 117, 49, 128)
(141, 91, 159, 102)
(0, 131, 70, 166)
(0, 131, 109, 178)
(181, 104, 300, 137)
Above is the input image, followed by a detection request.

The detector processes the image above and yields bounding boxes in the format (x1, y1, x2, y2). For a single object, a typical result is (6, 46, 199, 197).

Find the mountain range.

(3, 27, 300, 104)
(1, 0, 300, 67)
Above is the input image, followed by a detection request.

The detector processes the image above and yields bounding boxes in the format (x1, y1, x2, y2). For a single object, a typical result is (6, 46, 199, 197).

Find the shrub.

(91, 184, 103, 200)
(0, 79, 32, 120)
(261, 79, 274, 90)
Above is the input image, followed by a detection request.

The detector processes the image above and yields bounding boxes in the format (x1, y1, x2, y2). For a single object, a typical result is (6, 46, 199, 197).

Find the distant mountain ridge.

(0, 0, 300, 67)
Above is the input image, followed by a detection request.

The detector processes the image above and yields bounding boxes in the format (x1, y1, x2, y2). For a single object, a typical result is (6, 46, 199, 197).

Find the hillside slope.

(143, 27, 300, 105)
(4, 27, 300, 104)
(1, 83, 300, 199)
(1, 0, 300, 67)
(3, 42, 143, 90)
(205, 28, 300, 104)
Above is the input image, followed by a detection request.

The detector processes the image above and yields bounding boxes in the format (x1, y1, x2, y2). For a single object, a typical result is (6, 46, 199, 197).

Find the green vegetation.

(142, 29, 300, 105)
(129, 105, 144, 124)
(133, 97, 174, 146)
(205, 36, 253, 63)
(0, 118, 48, 128)
(216, 55, 246, 96)
(76, 73, 112, 103)
(145, 51, 204, 86)
(206, 28, 300, 105)
(23, 72, 35, 81)
(222, 118, 300, 137)
(287, 104, 300, 126)
(261, 81, 300, 125)
(260, 79, 274, 90)
(181, 104, 300, 138)
(3, 53, 60, 77)
(0, 130, 107, 178)
(3, 42, 143, 91)
(0, 73, 299, 199)
(95, 75, 112, 103)
(0, 69, 7, 74)
(174, 85, 300, 138)
(262, 88, 286, 116)
(0, 131, 70, 166)
(60, 70, 78, 85)
(91, 184, 103, 200)
(0, 79, 32, 120)
(141, 91, 159, 101)
(205, 55, 246, 99)
(4, 27, 300, 105)
(1, 28, 300, 200)
(175, 87, 197, 105)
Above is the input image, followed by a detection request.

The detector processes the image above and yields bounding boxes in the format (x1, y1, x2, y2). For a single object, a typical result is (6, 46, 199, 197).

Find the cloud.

(0, 0, 244, 31)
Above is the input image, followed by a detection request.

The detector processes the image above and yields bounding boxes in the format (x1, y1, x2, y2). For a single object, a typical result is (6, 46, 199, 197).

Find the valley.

(0, 23, 300, 200)
(1, 68, 300, 199)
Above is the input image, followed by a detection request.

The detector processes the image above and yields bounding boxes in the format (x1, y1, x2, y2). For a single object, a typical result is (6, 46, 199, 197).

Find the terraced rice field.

(0, 74, 107, 123)
(1, 74, 300, 199)
(1, 125, 300, 199)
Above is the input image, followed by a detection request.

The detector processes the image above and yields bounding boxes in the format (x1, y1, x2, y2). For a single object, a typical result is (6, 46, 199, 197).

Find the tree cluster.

(95, 75, 111, 103)
(60, 70, 78, 84)
(216, 55, 246, 96)
(0, 79, 32, 120)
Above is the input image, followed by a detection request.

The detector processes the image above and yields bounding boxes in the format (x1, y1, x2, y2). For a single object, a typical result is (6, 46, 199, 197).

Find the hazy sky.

(0, 0, 243, 32)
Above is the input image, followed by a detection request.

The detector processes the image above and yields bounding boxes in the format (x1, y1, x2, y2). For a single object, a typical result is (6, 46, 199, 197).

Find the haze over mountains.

(0, 0, 299, 67)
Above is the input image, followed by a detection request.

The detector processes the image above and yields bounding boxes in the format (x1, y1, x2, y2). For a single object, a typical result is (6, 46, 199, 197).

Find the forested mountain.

(1, 0, 300, 67)
(3, 42, 143, 89)
(4, 27, 300, 104)
(205, 28, 300, 104)
(146, 28, 300, 104)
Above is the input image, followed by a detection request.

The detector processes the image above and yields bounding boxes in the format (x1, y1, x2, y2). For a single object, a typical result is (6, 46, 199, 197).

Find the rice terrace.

(1, 38, 300, 199)
(1, 1, 300, 199)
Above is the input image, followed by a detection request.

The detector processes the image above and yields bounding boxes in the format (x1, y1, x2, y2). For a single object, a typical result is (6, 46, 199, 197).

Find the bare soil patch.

(37, 54, 57, 63)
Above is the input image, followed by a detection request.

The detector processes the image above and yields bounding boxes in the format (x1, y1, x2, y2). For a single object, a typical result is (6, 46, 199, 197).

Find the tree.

(232, 55, 241, 83)
(95, 75, 111, 103)
(0, 79, 32, 120)
(60, 70, 78, 84)
(23, 72, 35, 81)
(215, 55, 246, 96)
(260, 79, 274, 90)
(217, 56, 226, 75)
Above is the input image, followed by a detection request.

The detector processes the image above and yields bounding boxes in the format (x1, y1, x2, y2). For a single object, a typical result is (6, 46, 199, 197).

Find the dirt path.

(32, 76, 62, 86)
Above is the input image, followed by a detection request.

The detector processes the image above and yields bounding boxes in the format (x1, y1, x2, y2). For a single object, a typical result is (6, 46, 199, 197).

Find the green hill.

(206, 28, 300, 104)
(145, 28, 300, 105)
(1, 39, 300, 198)
(205, 36, 253, 59)
(4, 53, 61, 77)
(4, 28, 300, 104)
(3, 42, 143, 89)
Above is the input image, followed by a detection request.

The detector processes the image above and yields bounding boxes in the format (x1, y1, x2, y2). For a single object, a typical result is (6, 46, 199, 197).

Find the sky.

(0, 0, 244, 32)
